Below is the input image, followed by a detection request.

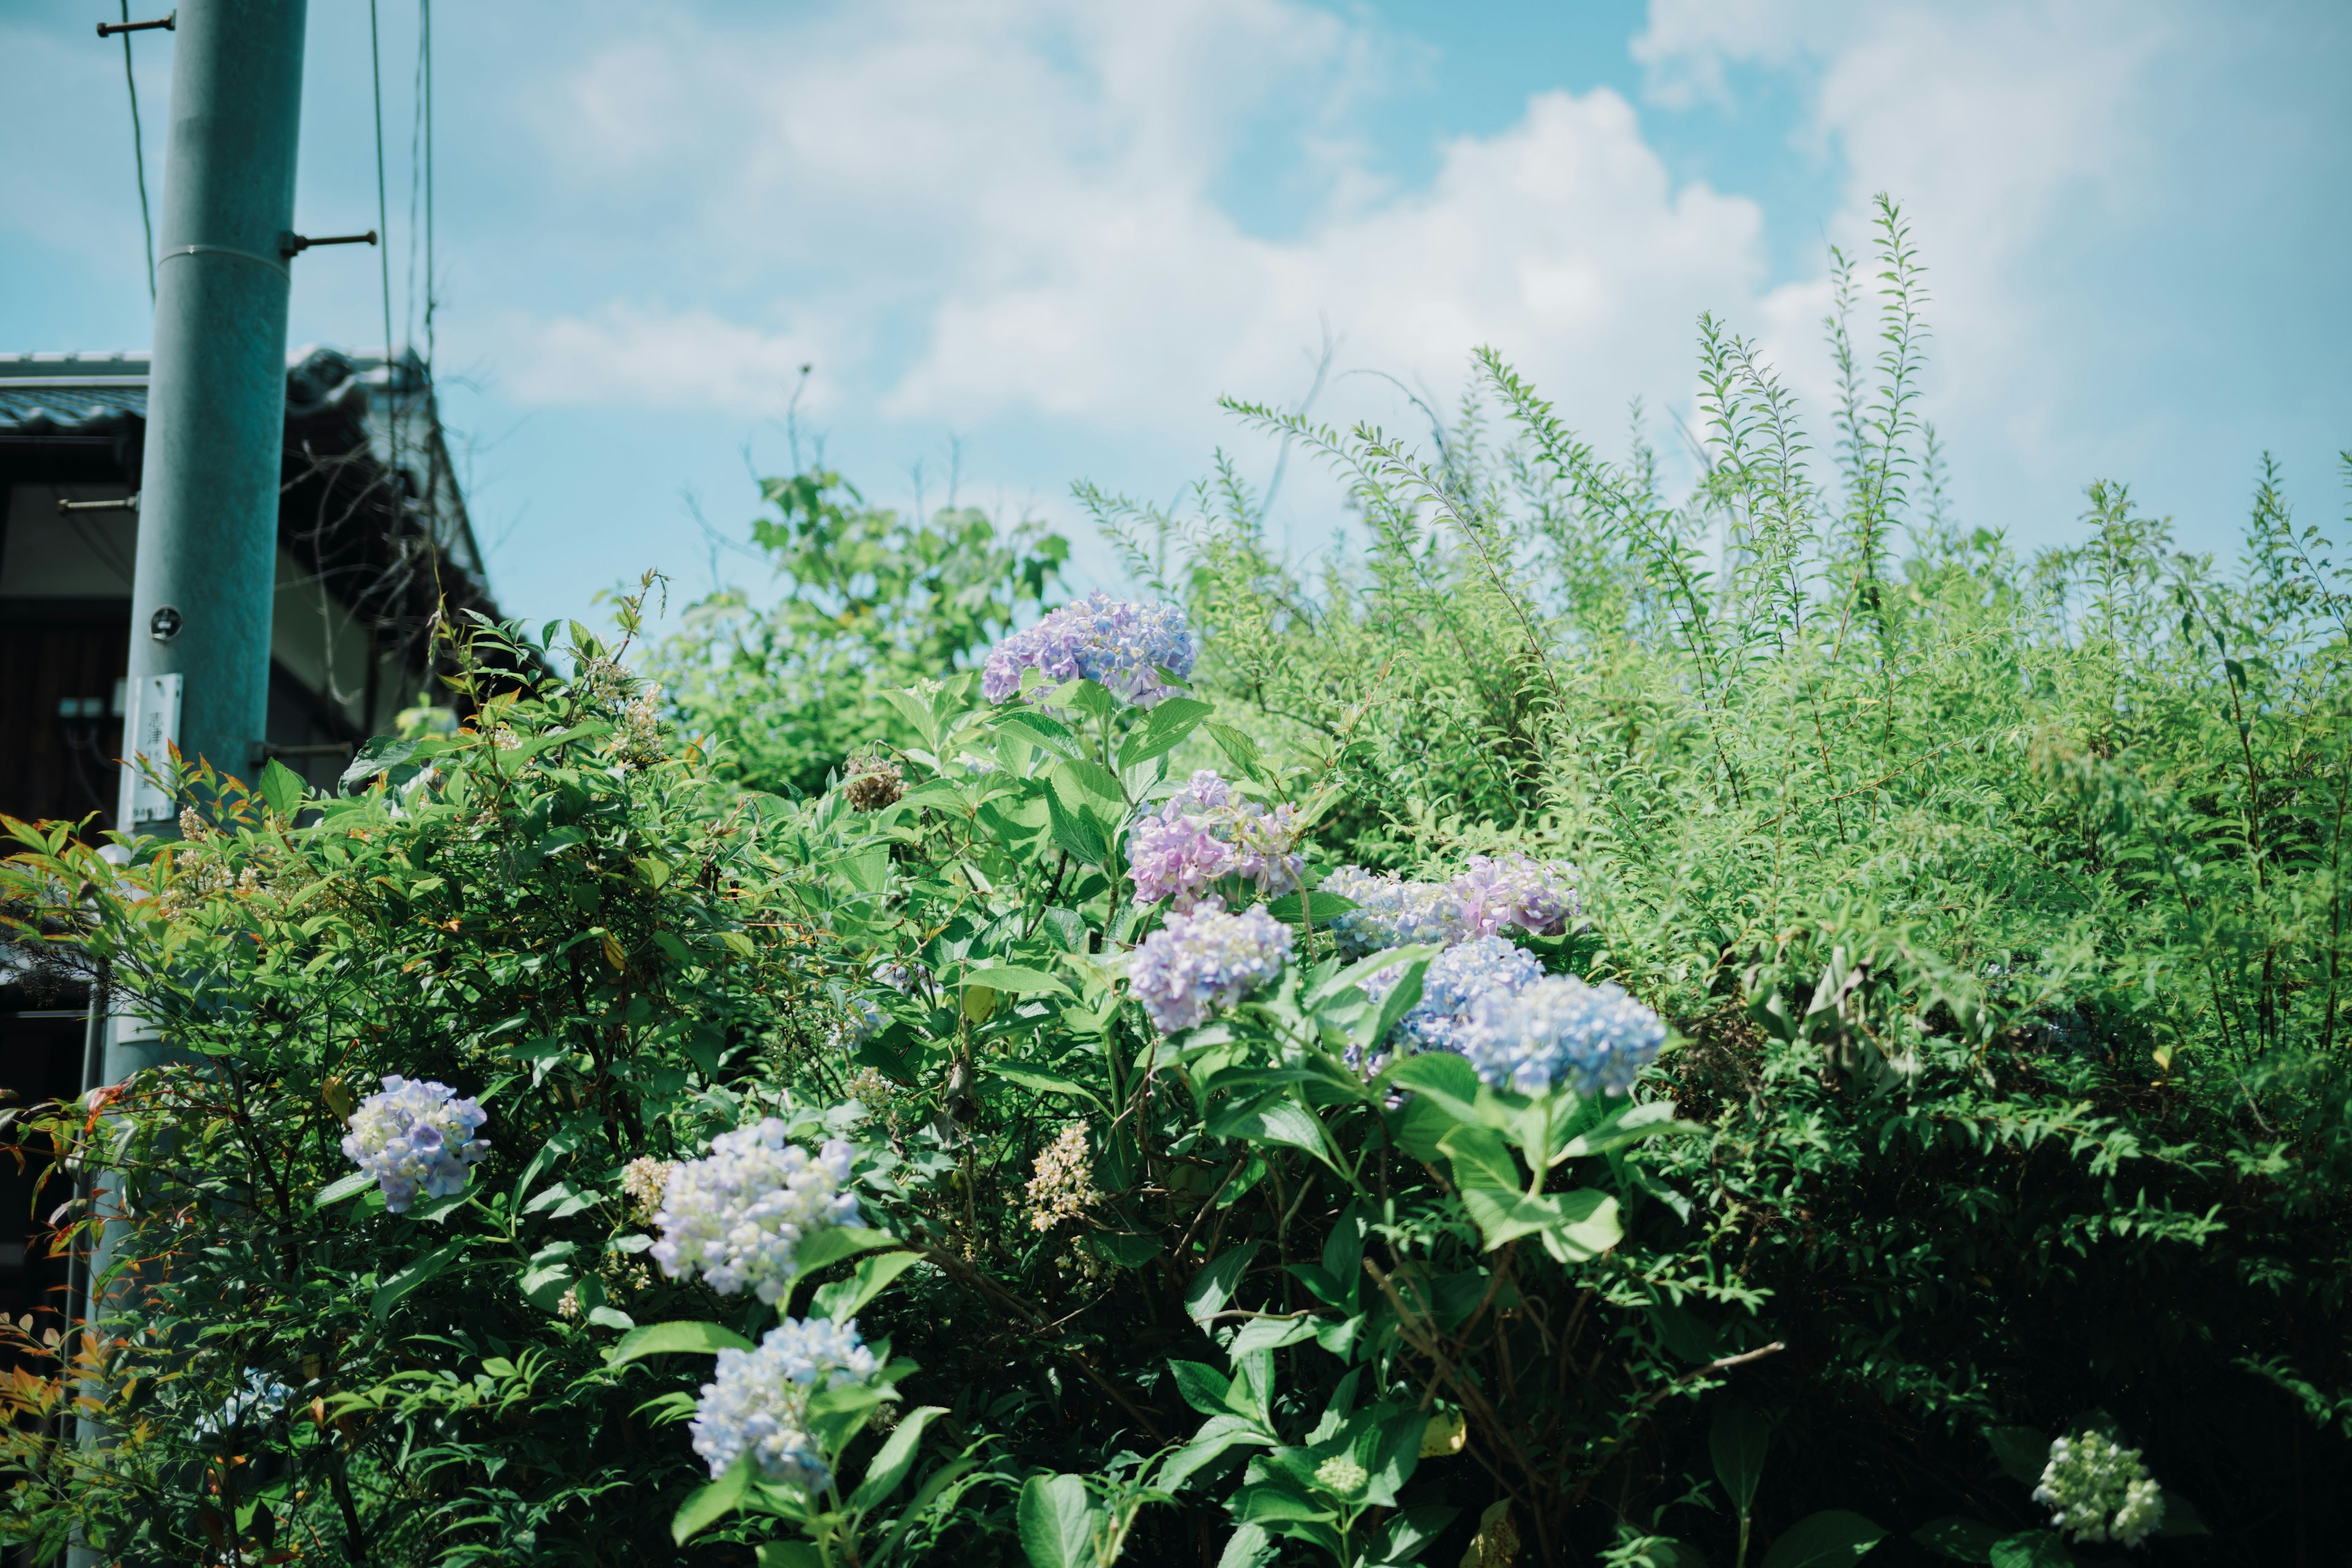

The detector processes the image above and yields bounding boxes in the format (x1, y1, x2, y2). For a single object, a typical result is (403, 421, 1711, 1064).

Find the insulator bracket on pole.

(97, 12, 175, 37)
(280, 230, 379, 257)
(59, 494, 141, 515)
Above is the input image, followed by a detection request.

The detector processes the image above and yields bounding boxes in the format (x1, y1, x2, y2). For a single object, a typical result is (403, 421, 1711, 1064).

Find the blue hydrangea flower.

(690, 1317, 881, 1489)
(1456, 975, 1665, 1095)
(340, 1076, 491, 1212)
(1363, 935, 1547, 1056)
(826, 995, 888, 1052)
(981, 593, 1197, 709)
(1128, 905, 1294, 1034)
(1319, 867, 1467, 958)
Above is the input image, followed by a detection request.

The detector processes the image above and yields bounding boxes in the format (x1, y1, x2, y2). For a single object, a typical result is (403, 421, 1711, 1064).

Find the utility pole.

(75, 6, 310, 1554)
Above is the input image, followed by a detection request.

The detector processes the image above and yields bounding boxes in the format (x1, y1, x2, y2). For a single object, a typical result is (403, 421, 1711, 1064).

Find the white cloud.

(493, 303, 829, 415)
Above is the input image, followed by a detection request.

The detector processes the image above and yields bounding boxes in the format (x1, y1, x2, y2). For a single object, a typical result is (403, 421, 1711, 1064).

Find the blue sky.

(6, 0, 2348, 628)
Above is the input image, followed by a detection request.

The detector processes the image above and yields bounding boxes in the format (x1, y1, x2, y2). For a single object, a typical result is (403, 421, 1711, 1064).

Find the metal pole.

(116, 0, 309, 844)
(76, 8, 309, 1555)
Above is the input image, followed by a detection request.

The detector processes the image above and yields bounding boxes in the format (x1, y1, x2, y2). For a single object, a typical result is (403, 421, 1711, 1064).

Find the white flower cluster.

(650, 1123, 862, 1304)
(621, 1156, 674, 1223)
(691, 1317, 881, 1490)
(2034, 1431, 2165, 1548)
(340, 1075, 491, 1212)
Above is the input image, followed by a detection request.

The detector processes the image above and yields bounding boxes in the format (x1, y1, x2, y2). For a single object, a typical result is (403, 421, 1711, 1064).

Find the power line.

(116, 0, 156, 304)
(367, 0, 396, 377)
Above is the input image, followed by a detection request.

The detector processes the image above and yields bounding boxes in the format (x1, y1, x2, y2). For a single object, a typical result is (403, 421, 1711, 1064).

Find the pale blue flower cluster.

(690, 1317, 881, 1489)
(981, 592, 1197, 709)
(1321, 867, 1468, 957)
(1321, 856, 1580, 957)
(1129, 905, 1295, 1034)
(2034, 1431, 2165, 1548)
(1363, 936, 1547, 1057)
(340, 1075, 491, 1212)
(826, 995, 888, 1052)
(650, 1123, 862, 1304)
(1128, 771, 1304, 912)
(192, 1368, 295, 1439)
(1457, 974, 1665, 1095)
(873, 958, 927, 995)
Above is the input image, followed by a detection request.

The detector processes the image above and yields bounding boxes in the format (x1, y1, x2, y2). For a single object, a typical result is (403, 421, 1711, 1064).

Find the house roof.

(0, 345, 500, 644)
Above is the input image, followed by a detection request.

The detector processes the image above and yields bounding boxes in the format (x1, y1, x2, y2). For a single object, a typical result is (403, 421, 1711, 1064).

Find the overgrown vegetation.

(4, 200, 2348, 1568)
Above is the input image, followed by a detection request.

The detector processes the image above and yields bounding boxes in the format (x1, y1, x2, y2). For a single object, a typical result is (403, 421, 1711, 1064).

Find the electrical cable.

(367, 0, 396, 387)
(117, 0, 156, 303)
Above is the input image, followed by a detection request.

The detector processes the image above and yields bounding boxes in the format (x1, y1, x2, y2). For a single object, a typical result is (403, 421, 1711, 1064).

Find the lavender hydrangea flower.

(1363, 935, 1547, 1057)
(650, 1122, 862, 1303)
(1320, 867, 1468, 958)
(1450, 854, 1581, 940)
(1457, 975, 1665, 1096)
(1128, 905, 1295, 1034)
(340, 1075, 491, 1212)
(980, 593, 1197, 709)
(690, 1317, 881, 1489)
(1128, 771, 1304, 911)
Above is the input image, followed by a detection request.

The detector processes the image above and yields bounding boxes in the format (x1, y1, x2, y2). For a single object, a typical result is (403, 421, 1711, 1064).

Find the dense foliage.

(4, 203, 2348, 1568)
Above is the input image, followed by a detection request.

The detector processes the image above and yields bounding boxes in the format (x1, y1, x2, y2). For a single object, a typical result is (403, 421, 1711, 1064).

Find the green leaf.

(1261, 890, 1360, 923)
(1985, 1426, 2051, 1485)
(1205, 722, 1264, 778)
(1227, 1316, 1319, 1360)
(1208, 1094, 1329, 1159)
(962, 965, 1072, 998)
(1215, 1523, 1278, 1568)
(1987, 1533, 2076, 1568)
(606, 1319, 756, 1367)
(1553, 1099, 1695, 1163)
(1161, 1415, 1275, 1493)
(1092, 1231, 1164, 1270)
(1186, 1243, 1260, 1327)
(339, 735, 421, 794)
(1439, 1124, 1522, 1193)
(848, 1405, 945, 1510)
(1912, 1517, 2008, 1563)
(1169, 1359, 1236, 1419)
(989, 1064, 1109, 1111)
(313, 1170, 375, 1208)
(757, 1545, 824, 1568)
(1017, 1473, 1099, 1568)
(2152, 1496, 2211, 1537)
(586, 1305, 635, 1331)
(813, 1250, 922, 1323)
(1760, 1510, 1887, 1568)
(672, 1452, 755, 1544)
(1117, 697, 1215, 769)
(1711, 1401, 1771, 1513)
(1045, 790, 1112, 867)
(258, 758, 306, 816)
(1457, 1186, 1620, 1256)
(791, 1226, 902, 1276)
(370, 1240, 465, 1321)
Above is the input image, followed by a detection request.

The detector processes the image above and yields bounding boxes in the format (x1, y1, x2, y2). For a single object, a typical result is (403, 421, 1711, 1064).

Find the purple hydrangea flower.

(1363, 935, 1547, 1057)
(341, 1076, 491, 1212)
(1128, 771, 1304, 912)
(1128, 905, 1294, 1033)
(1456, 975, 1665, 1096)
(1449, 854, 1581, 940)
(980, 593, 1197, 709)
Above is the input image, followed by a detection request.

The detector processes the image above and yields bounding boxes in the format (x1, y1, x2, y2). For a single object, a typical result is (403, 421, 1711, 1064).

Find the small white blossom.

(1314, 1454, 1369, 1494)
(2034, 1431, 2165, 1548)
(690, 1317, 883, 1490)
(340, 1076, 491, 1212)
(650, 1122, 862, 1304)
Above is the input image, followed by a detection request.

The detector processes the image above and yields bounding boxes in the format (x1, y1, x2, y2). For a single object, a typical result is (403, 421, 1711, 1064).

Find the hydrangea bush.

(6, 220, 2340, 1567)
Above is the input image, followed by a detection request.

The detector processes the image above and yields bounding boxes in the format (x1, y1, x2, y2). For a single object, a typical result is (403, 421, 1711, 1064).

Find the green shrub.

(3, 200, 2346, 1568)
